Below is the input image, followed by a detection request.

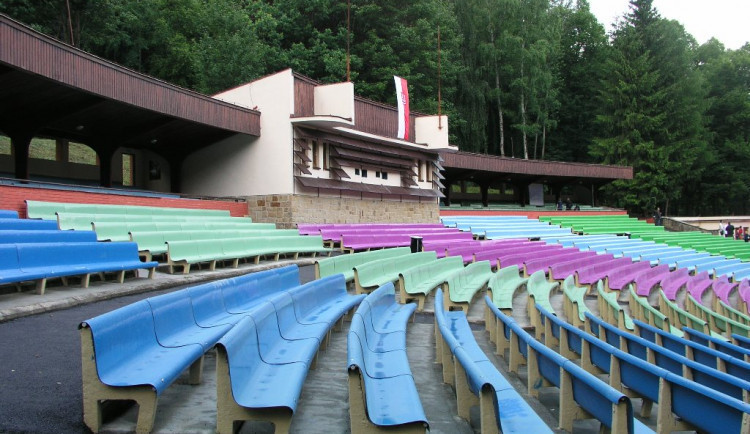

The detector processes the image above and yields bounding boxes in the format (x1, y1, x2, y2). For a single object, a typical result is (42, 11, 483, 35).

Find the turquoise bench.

(486, 265, 528, 313)
(314, 247, 411, 281)
(442, 260, 494, 312)
(347, 283, 427, 433)
(561, 274, 590, 326)
(398, 255, 465, 310)
(526, 270, 560, 338)
(26, 199, 230, 220)
(93, 221, 275, 242)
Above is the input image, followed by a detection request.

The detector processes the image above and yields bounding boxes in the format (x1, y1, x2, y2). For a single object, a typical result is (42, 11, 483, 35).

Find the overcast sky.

(588, 0, 749, 50)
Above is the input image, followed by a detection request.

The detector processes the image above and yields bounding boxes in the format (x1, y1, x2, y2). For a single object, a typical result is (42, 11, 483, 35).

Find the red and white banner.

(394, 76, 410, 140)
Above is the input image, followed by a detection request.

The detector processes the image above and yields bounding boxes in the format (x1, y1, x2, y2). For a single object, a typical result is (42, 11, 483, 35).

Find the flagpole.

(346, 0, 351, 82)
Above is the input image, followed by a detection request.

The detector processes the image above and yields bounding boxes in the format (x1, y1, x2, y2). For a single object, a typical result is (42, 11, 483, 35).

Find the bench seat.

(353, 251, 437, 294)
(398, 255, 465, 310)
(442, 260, 494, 312)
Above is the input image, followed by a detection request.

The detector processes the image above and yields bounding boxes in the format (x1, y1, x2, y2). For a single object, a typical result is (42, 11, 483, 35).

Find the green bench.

(716, 299, 750, 327)
(131, 229, 297, 261)
(314, 247, 411, 281)
(685, 294, 750, 339)
(93, 221, 275, 242)
(442, 260, 494, 313)
(658, 290, 720, 337)
(596, 281, 634, 331)
(628, 286, 683, 337)
(351, 251, 437, 294)
(56, 212, 253, 231)
(486, 265, 528, 313)
(561, 275, 590, 327)
(167, 235, 330, 274)
(527, 270, 560, 338)
(398, 255, 464, 310)
(26, 200, 230, 220)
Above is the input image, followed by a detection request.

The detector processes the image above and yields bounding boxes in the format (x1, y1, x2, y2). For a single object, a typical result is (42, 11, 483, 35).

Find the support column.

(443, 179, 453, 206)
(10, 132, 33, 180)
(169, 157, 182, 194)
(480, 182, 490, 208)
(95, 145, 115, 188)
(515, 182, 529, 207)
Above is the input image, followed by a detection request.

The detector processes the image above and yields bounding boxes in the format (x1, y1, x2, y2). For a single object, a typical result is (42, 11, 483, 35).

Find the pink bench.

(522, 250, 597, 277)
(632, 264, 671, 297)
(423, 239, 478, 258)
(659, 268, 690, 301)
(603, 260, 653, 291)
(738, 279, 750, 313)
(712, 275, 739, 308)
(547, 254, 615, 281)
(474, 243, 563, 266)
(574, 257, 635, 288)
(445, 239, 535, 264)
(321, 227, 457, 245)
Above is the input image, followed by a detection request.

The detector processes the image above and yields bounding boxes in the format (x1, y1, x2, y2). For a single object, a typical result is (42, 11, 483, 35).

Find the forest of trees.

(1, 0, 749, 216)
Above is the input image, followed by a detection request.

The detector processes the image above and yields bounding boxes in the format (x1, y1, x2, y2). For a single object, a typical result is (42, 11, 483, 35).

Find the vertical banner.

(394, 76, 410, 140)
(529, 183, 544, 206)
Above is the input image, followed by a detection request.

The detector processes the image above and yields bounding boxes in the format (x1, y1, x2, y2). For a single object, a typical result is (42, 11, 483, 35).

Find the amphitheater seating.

(490, 305, 650, 433)
(628, 287, 682, 336)
(527, 270, 560, 337)
(486, 265, 528, 313)
(631, 264, 671, 297)
(298, 222, 443, 237)
(314, 247, 411, 281)
(630, 318, 750, 380)
(0, 218, 58, 230)
(434, 288, 552, 433)
(522, 249, 597, 277)
(658, 290, 715, 336)
(685, 293, 750, 339)
(561, 275, 590, 326)
(422, 239, 477, 257)
(442, 260, 493, 312)
(166, 235, 330, 274)
(541, 306, 750, 433)
(56, 212, 254, 231)
(26, 200, 230, 220)
(353, 251, 437, 294)
(341, 230, 465, 253)
(0, 209, 19, 218)
(682, 327, 750, 362)
(215, 274, 363, 433)
(0, 229, 97, 243)
(130, 228, 296, 261)
(659, 268, 691, 301)
(398, 255, 465, 310)
(547, 253, 614, 281)
(445, 239, 533, 263)
(93, 221, 276, 242)
(0, 242, 157, 294)
(574, 257, 634, 291)
(347, 283, 427, 433)
(603, 260, 653, 292)
(597, 282, 635, 331)
(493, 245, 567, 269)
(319, 225, 459, 247)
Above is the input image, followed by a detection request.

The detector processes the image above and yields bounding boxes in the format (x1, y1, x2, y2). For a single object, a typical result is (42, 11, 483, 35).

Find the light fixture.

(150, 138, 158, 144)
(75, 125, 84, 131)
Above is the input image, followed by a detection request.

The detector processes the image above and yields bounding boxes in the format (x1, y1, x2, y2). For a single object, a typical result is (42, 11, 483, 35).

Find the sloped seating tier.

(56, 212, 254, 231)
(686, 271, 714, 302)
(486, 265, 528, 312)
(215, 274, 364, 433)
(486, 244, 566, 268)
(314, 247, 411, 281)
(603, 260, 653, 291)
(574, 257, 635, 290)
(597, 282, 635, 331)
(341, 230, 466, 253)
(0, 218, 58, 230)
(319, 226, 464, 246)
(682, 327, 750, 362)
(442, 260, 494, 312)
(487, 303, 649, 433)
(93, 221, 276, 242)
(0, 229, 97, 244)
(632, 264, 671, 297)
(659, 268, 691, 300)
(398, 255, 465, 310)
(538, 305, 750, 433)
(630, 317, 750, 381)
(658, 290, 717, 337)
(26, 199, 231, 221)
(0, 242, 157, 294)
(527, 270, 560, 338)
(81, 266, 364, 433)
(0, 209, 19, 218)
(347, 283, 427, 433)
(561, 275, 590, 326)
(353, 251, 437, 294)
(445, 239, 535, 263)
(685, 293, 750, 339)
(547, 253, 614, 281)
(484, 227, 573, 239)
(522, 249, 597, 277)
(628, 286, 683, 336)
(130, 228, 297, 261)
(422, 239, 478, 257)
(434, 289, 552, 433)
(297, 222, 444, 236)
(166, 235, 331, 274)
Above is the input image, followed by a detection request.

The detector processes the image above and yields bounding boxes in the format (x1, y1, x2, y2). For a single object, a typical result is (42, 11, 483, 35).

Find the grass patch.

(0, 135, 97, 165)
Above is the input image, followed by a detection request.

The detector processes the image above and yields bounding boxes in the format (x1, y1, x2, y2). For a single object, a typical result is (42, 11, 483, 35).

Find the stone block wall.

(246, 194, 440, 228)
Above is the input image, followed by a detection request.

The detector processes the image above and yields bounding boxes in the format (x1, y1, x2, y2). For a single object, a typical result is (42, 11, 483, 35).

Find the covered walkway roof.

(0, 14, 260, 188)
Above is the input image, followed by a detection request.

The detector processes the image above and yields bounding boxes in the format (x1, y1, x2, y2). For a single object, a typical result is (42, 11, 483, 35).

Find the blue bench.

(584, 312, 750, 433)
(347, 282, 427, 433)
(0, 218, 58, 230)
(1, 242, 157, 294)
(435, 288, 551, 433)
(489, 304, 648, 433)
(629, 318, 750, 381)
(682, 326, 750, 362)
(0, 209, 19, 218)
(0, 229, 97, 243)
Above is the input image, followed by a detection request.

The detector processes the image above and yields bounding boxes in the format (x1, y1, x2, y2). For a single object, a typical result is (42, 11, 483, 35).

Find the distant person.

(719, 220, 725, 237)
(737, 226, 744, 241)
(565, 197, 572, 211)
(726, 221, 735, 238)
(744, 227, 749, 242)
(574, 204, 580, 211)
(557, 199, 563, 211)
(653, 207, 662, 226)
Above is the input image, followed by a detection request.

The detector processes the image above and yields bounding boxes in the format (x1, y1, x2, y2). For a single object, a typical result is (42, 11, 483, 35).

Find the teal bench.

(314, 247, 411, 281)
(442, 260, 494, 312)
(352, 251, 438, 294)
(398, 255, 465, 310)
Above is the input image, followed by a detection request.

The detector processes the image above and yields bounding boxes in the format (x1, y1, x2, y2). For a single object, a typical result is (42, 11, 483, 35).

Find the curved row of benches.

(80, 265, 365, 433)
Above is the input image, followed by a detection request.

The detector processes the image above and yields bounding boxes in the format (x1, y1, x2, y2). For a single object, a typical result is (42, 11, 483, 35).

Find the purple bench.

(473, 243, 563, 266)
(445, 239, 535, 263)
(574, 257, 635, 288)
(547, 254, 615, 281)
(423, 239, 478, 258)
(603, 260, 653, 291)
(686, 271, 714, 305)
(299, 223, 444, 237)
(522, 250, 597, 277)
(659, 268, 691, 301)
(341, 231, 470, 252)
(712, 275, 739, 308)
(738, 280, 750, 313)
(321, 227, 458, 245)
(632, 264, 671, 297)
(486, 244, 565, 268)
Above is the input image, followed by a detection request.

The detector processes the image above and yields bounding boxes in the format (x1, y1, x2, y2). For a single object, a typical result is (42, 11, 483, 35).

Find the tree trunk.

(541, 124, 546, 159)
(489, 23, 505, 157)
